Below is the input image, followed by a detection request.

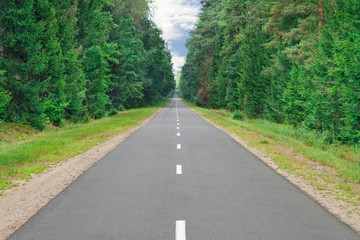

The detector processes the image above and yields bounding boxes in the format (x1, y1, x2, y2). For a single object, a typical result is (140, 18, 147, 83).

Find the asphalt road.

(9, 96, 359, 240)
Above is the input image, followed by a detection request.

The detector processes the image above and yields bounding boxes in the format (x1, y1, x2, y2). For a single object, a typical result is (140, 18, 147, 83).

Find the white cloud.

(171, 52, 186, 74)
(151, 0, 200, 74)
(152, 0, 200, 42)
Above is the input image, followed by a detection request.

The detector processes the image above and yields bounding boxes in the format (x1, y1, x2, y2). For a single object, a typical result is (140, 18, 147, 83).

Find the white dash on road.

(177, 127, 180, 130)
(177, 144, 181, 149)
(177, 119, 179, 122)
(176, 220, 186, 240)
(177, 123, 180, 126)
(177, 133, 180, 136)
(176, 165, 182, 174)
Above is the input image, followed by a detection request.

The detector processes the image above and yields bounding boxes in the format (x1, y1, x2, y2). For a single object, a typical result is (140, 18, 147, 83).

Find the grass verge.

(0, 101, 167, 191)
(186, 102, 360, 214)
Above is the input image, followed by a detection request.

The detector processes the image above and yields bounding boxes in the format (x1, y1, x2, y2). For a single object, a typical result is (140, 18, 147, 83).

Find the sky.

(151, 0, 201, 75)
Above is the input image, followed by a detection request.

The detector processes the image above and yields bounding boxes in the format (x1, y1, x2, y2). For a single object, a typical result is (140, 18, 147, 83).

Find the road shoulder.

(188, 105, 360, 235)
(0, 111, 158, 240)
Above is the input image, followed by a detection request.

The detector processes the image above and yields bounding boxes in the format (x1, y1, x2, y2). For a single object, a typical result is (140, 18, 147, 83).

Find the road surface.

(9, 97, 359, 239)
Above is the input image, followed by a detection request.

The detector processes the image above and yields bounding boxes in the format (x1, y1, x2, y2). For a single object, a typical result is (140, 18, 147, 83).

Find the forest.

(0, 0, 175, 130)
(179, 0, 360, 145)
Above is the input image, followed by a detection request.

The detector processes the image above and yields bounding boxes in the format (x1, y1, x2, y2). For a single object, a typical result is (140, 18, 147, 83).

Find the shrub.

(233, 111, 244, 120)
(108, 108, 118, 117)
(118, 104, 126, 112)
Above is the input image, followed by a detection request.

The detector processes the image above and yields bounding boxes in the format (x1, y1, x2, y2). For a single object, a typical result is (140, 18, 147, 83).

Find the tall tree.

(0, 0, 174, 129)
(180, 0, 222, 105)
(53, 0, 87, 122)
(1, 0, 49, 129)
(77, 0, 117, 119)
(0, 70, 11, 117)
(142, 19, 175, 104)
(34, 0, 66, 126)
(109, 14, 145, 109)
(181, 0, 360, 144)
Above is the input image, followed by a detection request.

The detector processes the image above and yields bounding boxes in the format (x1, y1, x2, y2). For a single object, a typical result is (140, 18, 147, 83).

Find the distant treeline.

(0, 0, 175, 129)
(179, 0, 360, 144)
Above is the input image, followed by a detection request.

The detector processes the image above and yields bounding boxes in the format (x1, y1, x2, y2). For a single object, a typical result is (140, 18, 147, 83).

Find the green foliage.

(0, 0, 174, 128)
(179, 0, 222, 106)
(55, 0, 87, 122)
(141, 19, 175, 104)
(0, 71, 11, 117)
(233, 111, 244, 120)
(181, 0, 360, 146)
(178, 54, 200, 103)
(108, 107, 118, 116)
(237, 23, 270, 118)
(117, 104, 126, 112)
(77, 0, 116, 119)
(83, 45, 111, 119)
(109, 13, 145, 109)
(34, 0, 66, 127)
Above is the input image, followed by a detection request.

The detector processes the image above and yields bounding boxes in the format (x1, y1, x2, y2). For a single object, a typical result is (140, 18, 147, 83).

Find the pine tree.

(179, 52, 200, 103)
(0, 70, 11, 117)
(179, 0, 222, 105)
(0, 0, 47, 129)
(77, 0, 117, 119)
(320, 0, 360, 143)
(33, 0, 66, 126)
(237, 23, 270, 118)
(0, 0, 174, 128)
(109, 12, 145, 109)
(142, 19, 175, 104)
(53, 0, 86, 122)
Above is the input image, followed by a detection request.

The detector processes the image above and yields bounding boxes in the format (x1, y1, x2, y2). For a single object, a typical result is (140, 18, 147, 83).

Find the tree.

(181, 0, 360, 144)
(53, 0, 86, 122)
(179, 0, 222, 105)
(142, 19, 175, 104)
(109, 12, 145, 109)
(34, 0, 66, 126)
(1, 0, 47, 129)
(237, 23, 271, 118)
(0, 70, 11, 117)
(77, 0, 117, 118)
(0, 0, 174, 129)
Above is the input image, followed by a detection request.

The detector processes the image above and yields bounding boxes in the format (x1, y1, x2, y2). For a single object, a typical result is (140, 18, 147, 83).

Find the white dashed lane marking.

(176, 165, 182, 175)
(176, 220, 186, 240)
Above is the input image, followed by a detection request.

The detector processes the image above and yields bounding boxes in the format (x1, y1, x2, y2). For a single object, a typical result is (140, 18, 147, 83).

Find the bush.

(233, 111, 244, 120)
(118, 104, 126, 112)
(108, 108, 118, 117)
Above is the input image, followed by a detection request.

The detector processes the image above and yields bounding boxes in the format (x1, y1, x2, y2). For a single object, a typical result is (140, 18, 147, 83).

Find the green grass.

(186, 102, 360, 203)
(0, 101, 168, 191)
(0, 123, 40, 143)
